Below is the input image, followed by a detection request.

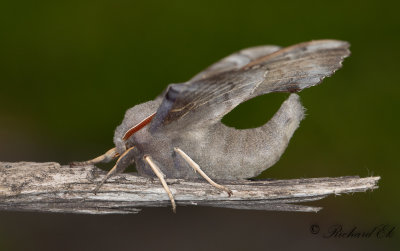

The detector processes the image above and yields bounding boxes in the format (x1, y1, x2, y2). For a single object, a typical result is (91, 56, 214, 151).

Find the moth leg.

(70, 147, 119, 166)
(174, 147, 233, 196)
(144, 155, 177, 213)
(93, 147, 135, 194)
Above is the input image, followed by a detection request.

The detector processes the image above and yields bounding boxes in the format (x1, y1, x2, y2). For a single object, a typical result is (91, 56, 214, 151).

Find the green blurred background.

(0, 0, 398, 250)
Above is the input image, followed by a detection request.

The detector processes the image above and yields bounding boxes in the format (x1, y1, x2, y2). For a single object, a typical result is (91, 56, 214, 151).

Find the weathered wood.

(0, 162, 379, 214)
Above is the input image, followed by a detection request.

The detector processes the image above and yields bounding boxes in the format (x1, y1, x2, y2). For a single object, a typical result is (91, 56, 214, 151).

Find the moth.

(71, 40, 350, 212)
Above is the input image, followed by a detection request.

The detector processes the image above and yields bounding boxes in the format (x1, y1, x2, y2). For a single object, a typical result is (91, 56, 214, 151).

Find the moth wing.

(189, 45, 282, 82)
(150, 40, 350, 133)
(154, 45, 281, 101)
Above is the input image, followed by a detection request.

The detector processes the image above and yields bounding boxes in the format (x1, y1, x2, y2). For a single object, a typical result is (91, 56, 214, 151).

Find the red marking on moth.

(122, 112, 156, 141)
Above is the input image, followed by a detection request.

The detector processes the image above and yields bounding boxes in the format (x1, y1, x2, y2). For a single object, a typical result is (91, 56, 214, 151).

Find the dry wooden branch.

(0, 162, 379, 214)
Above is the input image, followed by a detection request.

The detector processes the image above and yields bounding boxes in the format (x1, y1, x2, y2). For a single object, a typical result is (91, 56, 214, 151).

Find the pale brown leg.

(144, 155, 177, 213)
(174, 147, 232, 196)
(93, 147, 135, 194)
(70, 147, 119, 166)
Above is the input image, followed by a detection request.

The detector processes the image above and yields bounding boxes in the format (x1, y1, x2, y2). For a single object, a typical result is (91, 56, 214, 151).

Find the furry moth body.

(72, 40, 350, 212)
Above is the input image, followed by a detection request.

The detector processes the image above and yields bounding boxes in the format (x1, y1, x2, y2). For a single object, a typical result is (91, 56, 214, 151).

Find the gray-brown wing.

(150, 40, 350, 133)
(154, 45, 281, 102)
(189, 45, 281, 82)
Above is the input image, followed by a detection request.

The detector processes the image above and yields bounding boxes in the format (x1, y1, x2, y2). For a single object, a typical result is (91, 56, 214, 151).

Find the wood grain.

(0, 162, 379, 214)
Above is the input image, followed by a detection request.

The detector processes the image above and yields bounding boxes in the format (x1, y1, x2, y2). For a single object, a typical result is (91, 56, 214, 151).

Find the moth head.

(113, 99, 161, 154)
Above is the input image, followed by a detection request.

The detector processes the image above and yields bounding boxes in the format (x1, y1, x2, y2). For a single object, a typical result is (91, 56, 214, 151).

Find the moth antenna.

(70, 147, 119, 166)
(174, 147, 232, 196)
(144, 155, 177, 213)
